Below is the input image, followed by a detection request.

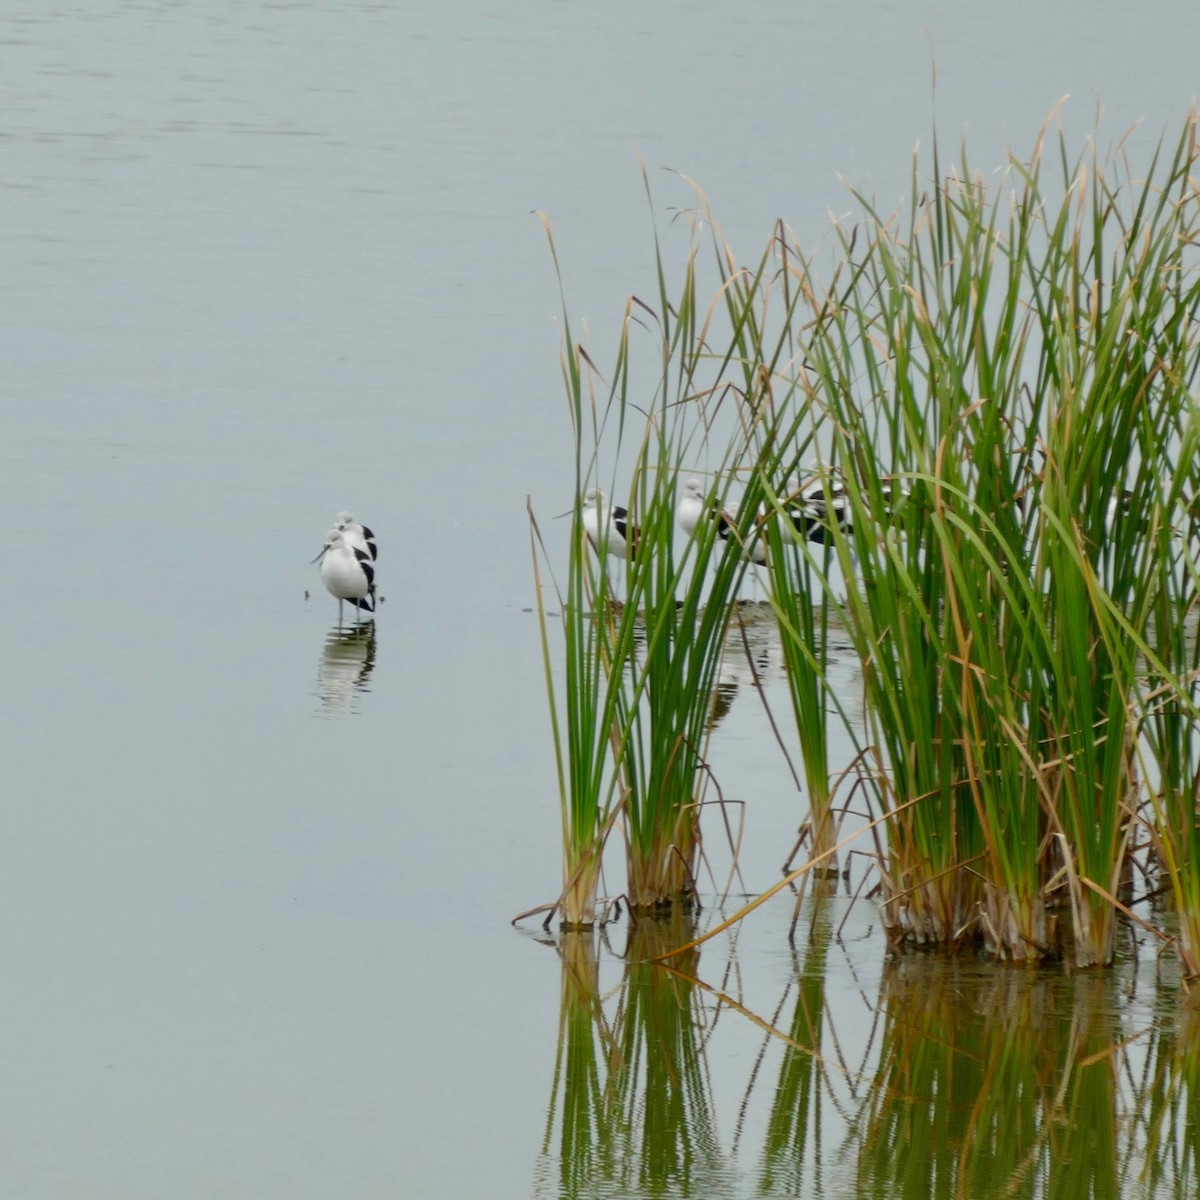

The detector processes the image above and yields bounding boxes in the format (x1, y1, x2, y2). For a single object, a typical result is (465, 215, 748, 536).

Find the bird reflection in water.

(706, 605, 776, 734)
(316, 621, 377, 715)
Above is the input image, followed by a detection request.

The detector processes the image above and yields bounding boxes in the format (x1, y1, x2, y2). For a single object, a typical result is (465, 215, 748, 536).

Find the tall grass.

(771, 114, 1200, 965)
(530, 112, 1200, 970)
(533, 208, 782, 922)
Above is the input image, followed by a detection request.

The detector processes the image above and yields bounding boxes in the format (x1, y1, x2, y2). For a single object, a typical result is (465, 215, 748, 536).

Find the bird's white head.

(312, 529, 345, 563)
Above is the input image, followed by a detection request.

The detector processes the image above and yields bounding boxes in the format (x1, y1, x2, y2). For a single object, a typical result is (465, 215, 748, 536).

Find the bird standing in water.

(313, 528, 376, 624)
(335, 511, 378, 562)
(582, 487, 638, 561)
(782, 475, 854, 546)
(676, 477, 768, 564)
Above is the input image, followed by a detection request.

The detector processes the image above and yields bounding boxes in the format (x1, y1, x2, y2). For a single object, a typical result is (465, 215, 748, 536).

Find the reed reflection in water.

(534, 903, 1200, 1199)
(754, 900, 843, 1197)
(535, 912, 738, 1199)
(827, 955, 1200, 1199)
(315, 621, 376, 716)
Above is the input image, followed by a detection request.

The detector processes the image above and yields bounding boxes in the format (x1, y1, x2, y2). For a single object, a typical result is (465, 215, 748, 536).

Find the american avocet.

(582, 488, 638, 561)
(676, 478, 768, 564)
(313, 529, 376, 624)
(732, 521, 770, 566)
(335, 511, 378, 561)
(783, 475, 853, 546)
(676, 478, 714, 540)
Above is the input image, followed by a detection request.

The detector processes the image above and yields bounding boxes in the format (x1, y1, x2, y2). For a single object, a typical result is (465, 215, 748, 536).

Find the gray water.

(3, 1, 1197, 1196)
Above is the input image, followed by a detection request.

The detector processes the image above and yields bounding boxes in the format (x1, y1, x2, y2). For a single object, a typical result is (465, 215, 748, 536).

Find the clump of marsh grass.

(775, 112, 1200, 966)
(683, 214, 870, 891)
(528, 111, 1200, 975)
(530, 201, 787, 924)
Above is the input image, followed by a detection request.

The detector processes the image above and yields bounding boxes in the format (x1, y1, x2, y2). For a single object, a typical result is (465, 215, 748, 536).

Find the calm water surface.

(3, 1, 1198, 1196)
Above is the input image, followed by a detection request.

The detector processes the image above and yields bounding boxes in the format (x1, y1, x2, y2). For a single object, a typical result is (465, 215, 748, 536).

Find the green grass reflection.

(535, 910, 1200, 1199)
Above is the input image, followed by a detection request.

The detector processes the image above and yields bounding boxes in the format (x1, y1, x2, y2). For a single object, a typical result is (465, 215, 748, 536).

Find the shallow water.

(4, 0, 1199, 1195)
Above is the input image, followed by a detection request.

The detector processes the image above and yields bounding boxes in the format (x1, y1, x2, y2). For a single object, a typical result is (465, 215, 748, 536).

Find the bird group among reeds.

(580, 474, 857, 568)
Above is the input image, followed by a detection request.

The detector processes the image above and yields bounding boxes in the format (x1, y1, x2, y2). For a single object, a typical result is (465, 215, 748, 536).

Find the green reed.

(698, 213, 866, 882)
(528, 288, 625, 928)
(603, 228, 769, 912)
(720, 226, 841, 876)
(1029, 123, 1200, 965)
(789, 158, 1038, 951)
(760, 544, 840, 875)
(1140, 520, 1200, 980)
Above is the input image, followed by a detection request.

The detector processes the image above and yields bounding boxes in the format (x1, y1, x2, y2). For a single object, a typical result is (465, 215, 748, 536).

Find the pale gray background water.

(2, 1, 1196, 1196)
